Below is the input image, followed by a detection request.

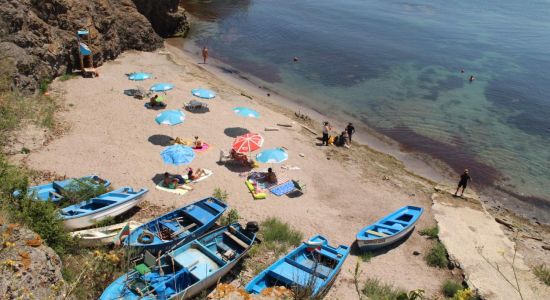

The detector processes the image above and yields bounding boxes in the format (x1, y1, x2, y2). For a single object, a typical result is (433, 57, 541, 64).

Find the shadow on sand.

(224, 127, 249, 138)
(148, 134, 173, 146)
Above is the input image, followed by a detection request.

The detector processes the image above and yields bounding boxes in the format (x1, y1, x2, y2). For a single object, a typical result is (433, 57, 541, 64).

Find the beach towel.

(270, 181, 295, 196)
(155, 183, 192, 195)
(183, 169, 213, 183)
(193, 142, 210, 153)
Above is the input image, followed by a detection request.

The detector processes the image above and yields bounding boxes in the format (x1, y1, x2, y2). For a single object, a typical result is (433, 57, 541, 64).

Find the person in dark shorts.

(346, 123, 355, 142)
(454, 169, 472, 197)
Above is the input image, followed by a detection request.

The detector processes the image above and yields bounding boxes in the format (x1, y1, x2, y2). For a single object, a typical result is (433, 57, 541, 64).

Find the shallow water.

(180, 0, 550, 212)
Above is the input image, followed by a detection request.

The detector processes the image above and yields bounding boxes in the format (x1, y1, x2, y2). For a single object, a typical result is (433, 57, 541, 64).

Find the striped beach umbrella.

(232, 133, 264, 153)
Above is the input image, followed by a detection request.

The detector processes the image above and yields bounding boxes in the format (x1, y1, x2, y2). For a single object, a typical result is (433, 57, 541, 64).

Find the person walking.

(322, 122, 331, 146)
(454, 169, 472, 197)
(346, 122, 355, 142)
(202, 46, 209, 64)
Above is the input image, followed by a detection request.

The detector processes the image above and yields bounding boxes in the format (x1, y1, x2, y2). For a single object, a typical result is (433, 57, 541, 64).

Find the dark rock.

(0, 0, 189, 92)
(542, 245, 550, 251)
(413, 250, 421, 256)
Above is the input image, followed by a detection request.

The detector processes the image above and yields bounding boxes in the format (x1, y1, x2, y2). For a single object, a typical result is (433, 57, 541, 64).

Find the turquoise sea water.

(180, 0, 550, 215)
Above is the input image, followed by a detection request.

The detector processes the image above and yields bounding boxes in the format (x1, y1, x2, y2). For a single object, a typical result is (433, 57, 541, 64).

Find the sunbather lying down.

(187, 167, 207, 181)
(162, 172, 185, 189)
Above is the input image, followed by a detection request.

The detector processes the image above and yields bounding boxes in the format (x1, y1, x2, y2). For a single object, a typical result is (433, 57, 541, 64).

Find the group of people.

(161, 167, 208, 189)
(321, 122, 355, 148)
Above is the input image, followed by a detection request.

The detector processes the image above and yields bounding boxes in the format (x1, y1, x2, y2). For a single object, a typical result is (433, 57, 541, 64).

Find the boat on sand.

(246, 235, 350, 298)
(125, 197, 227, 253)
(70, 220, 142, 247)
(22, 175, 110, 202)
(100, 223, 257, 299)
(356, 205, 423, 250)
(60, 187, 148, 230)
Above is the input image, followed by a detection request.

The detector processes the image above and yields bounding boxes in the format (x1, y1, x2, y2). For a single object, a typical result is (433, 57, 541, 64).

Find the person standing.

(202, 46, 209, 64)
(322, 122, 331, 146)
(454, 169, 472, 197)
(346, 123, 355, 142)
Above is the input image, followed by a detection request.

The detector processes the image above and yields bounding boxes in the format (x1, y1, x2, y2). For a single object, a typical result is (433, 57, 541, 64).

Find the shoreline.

(165, 38, 550, 225)
(18, 46, 549, 298)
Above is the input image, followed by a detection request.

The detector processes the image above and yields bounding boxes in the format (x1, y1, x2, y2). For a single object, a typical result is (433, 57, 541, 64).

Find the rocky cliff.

(0, 223, 66, 299)
(0, 0, 189, 92)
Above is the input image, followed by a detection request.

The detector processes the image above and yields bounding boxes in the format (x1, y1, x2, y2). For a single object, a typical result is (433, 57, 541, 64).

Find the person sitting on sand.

(150, 94, 166, 108)
(162, 172, 183, 189)
(260, 168, 278, 184)
(193, 136, 203, 149)
(187, 167, 207, 181)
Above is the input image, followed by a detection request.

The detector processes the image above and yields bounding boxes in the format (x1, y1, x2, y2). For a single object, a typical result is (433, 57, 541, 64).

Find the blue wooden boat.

(356, 205, 423, 250)
(125, 197, 227, 253)
(23, 175, 110, 202)
(100, 223, 257, 300)
(60, 187, 148, 230)
(246, 235, 350, 298)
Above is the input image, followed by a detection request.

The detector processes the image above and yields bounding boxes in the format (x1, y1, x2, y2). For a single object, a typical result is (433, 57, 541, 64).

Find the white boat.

(60, 187, 148, 230)
(70, 221, 142, 247)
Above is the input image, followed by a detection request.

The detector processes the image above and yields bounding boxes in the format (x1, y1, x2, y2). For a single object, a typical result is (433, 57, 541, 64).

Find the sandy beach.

(16, 45, 549, 299)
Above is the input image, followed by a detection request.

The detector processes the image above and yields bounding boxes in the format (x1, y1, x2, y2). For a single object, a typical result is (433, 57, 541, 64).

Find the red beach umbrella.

(232, 133, 264, 153)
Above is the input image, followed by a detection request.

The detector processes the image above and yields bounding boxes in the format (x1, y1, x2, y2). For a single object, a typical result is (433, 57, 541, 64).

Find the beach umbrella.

(232, 133, 264, 154)
(155, 110, 185, 126)
(256, 148, 288, 164)
(191, 88, 216, 99)
(233, 107, 260, 119)
(150, 83, 175, 92)
(155, 109, 185, 138)
(160, 145, 196, 166)
(128, 72, 152, 81)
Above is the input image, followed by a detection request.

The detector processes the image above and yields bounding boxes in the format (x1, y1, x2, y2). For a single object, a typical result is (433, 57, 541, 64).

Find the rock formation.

(0, 0, 190, 92)
(0, 223, 66, 299)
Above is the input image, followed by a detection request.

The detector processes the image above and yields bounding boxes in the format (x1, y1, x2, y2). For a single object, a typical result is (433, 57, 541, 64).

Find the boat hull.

(356, 224, 416, 250)
(70, 221, 141, 247)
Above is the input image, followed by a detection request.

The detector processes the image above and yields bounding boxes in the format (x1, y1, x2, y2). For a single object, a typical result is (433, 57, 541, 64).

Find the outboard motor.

(245, 221, 259, 233)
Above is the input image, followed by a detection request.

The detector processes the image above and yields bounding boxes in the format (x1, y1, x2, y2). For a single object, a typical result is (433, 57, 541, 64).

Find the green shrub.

(220, 208, 240, 226)
(212, 187, 229, 202)
(419, 226, 439, 239)
(533, 264, 550, 286)
(13, 196, 74, 255)
(59, 178, 110, 207)
(362, 277, 406, 300)
(261, 217, 303, 247)
(39, 77, 51, 94)
(59, 73, 77, 81)
(360, 251, 375, 262)
(442, 279, 463, 297)
(426, 241, 449, 268)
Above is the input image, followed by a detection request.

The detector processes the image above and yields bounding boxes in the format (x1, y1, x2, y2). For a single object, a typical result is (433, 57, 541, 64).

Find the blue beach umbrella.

(191, 88, 216, 99)
(233, 107, 260, 119)
(150, 83, 175, 92)
(155, 110, 185, 126)
(256, 148, 288, 164)
(128, 72, 152, 81)
(161, 145, 196, 166)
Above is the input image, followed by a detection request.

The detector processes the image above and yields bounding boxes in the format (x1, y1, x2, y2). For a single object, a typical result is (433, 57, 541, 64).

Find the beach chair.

(184, 100, 208, 111)
(270, 180, 306, 197)
(219, 150, 231, 163)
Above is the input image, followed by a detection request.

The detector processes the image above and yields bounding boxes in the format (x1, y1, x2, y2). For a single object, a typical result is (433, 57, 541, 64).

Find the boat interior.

(361, 213, 415, 239)
(60, 188, 136, 216)
(249, 245, 339, 293)
(132, 226, 253, 297)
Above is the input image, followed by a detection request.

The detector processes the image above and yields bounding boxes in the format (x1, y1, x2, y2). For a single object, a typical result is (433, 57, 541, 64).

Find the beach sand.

(19, 46, 549, 299)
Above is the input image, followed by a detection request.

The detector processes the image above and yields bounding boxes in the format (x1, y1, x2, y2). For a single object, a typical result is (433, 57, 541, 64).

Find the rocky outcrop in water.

(0, 223, 66, 299)
(0, 0, 189, 92)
